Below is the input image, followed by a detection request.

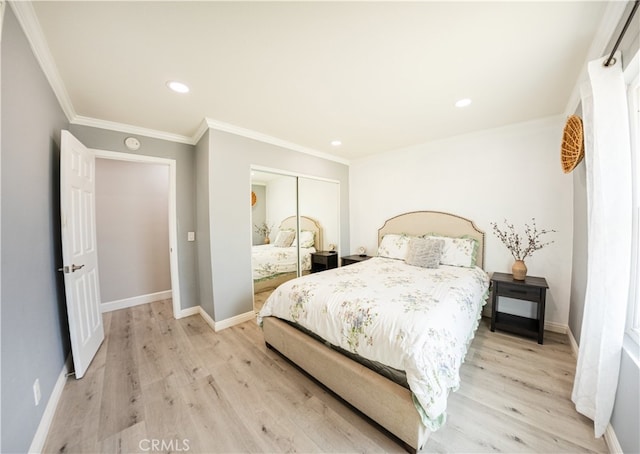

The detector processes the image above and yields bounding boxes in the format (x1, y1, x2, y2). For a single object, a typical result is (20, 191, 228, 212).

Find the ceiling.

(26, 1, 612, 161)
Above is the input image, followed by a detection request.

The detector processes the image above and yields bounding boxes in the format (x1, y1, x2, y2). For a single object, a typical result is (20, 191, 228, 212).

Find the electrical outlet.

(187, 232, 195, 241)
(33, 378, 41, 406)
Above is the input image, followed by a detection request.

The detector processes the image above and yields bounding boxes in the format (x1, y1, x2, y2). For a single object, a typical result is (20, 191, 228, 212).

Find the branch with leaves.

(254, 222, 273, 238)
(491, 218, 555, 261)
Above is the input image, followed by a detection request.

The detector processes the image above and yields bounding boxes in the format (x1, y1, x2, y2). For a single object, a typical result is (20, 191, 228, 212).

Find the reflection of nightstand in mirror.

(341, 255, 373, 266)
(311, 252, 338, 273)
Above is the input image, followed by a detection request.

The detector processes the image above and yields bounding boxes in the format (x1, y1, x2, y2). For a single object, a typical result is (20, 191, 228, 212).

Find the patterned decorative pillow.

(377, 234, 411, 260)
(297, 230, 316, 248)
(423, 233, 478, 267)
(405, 237, 444, 268)
(274, 230, 295, 247)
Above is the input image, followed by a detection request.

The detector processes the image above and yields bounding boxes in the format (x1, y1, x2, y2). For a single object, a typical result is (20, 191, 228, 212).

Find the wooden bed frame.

(262, 211, 485, 452)
(253, 215, 322, 294)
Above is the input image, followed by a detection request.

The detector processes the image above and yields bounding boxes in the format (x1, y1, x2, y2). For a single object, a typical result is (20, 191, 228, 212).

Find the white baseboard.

(544, 320, 568, 334)
(100, 290, 172, 313)
(567, 327, 579, 358)
(28, 355, 72, 454)
(176, 304, 255, 331)
(176, 306, 200, 319)
(213, 310, 256, 331)
(199, 307, 216, 331)
(196, 307, 255, 332)
(605, 423, 623, 454)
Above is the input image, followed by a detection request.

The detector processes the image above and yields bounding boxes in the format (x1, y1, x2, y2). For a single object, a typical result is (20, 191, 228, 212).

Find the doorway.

(93, 149, 181, 318)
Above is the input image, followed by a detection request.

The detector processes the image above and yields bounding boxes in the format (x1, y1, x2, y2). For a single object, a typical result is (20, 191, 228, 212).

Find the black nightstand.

(341, 255, 373, 266)
(490, 272, 549, 344)
(311, 251, 338, 273)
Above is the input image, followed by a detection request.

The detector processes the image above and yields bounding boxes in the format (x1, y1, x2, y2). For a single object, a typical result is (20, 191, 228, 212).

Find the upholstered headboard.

(279, 216, 323, 250)
(377, 211, 485, 269)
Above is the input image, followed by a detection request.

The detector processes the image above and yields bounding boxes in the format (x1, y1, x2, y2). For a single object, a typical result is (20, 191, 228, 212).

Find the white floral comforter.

(258, 257, 489, 430)
(252, 245, 316, 280)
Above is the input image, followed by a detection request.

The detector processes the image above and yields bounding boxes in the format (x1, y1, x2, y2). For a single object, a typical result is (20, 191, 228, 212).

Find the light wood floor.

(44, 299, 609, 453)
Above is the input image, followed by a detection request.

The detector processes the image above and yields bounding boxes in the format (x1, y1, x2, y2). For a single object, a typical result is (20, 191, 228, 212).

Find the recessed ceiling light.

(167, 81, 190, 93)
(331, 140, 342, 147)
(455, 98, 472, 108)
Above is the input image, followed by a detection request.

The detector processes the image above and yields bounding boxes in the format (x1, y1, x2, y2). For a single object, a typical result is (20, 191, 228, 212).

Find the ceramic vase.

(512, 260, 527, 280)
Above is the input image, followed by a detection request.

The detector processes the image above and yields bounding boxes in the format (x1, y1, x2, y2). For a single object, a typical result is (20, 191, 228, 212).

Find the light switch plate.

(187, 232, 195, 241)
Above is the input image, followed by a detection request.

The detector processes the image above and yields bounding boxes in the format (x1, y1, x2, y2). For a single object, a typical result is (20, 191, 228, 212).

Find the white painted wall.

(265, 174, 297, 240)
(299, 177, 340, 251)
(95, 159, 171, 304)
(349, 116, 573, 327)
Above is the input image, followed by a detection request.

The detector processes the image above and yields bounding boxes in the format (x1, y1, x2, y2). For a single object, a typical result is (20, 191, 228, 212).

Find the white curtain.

(572, 52, 632, 438)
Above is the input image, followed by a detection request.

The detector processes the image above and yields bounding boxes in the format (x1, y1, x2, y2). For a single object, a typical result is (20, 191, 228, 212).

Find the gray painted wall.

(68, 124, 199, 311)
(95, 159, 171, 303)
(568, 3, 639, 452)
(209, 129, 349, 321)
(1, 7, 70, 452)
(569, 158, 587, 343)
(195, 130, 213, 317)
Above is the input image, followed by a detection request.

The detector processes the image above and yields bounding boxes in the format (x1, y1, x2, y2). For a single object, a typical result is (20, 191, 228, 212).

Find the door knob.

(57, 264, 84, 273)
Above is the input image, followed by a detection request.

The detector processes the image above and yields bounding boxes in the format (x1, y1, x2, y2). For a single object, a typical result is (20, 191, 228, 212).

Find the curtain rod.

(604, 0, 640, 67)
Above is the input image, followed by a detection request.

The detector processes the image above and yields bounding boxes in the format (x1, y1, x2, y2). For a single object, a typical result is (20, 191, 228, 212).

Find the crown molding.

(564, 1, 629, 116)
(9, 1, 76, 122)
(191, 118, 211, 145)
(72, 115, 194, 145)
(203, 117, 350, 165)
(9, 1, 349, 164)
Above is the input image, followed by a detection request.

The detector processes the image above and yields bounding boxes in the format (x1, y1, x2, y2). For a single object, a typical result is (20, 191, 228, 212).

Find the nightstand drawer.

(496, 282, 541, 301)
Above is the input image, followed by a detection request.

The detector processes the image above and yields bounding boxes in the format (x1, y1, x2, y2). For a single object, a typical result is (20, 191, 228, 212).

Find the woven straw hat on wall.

(561, 115, 585, 173)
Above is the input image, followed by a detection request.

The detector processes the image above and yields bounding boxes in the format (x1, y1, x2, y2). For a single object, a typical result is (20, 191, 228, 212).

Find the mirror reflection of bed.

(251, 168, 340, 313)
(252, 216, 322, 312)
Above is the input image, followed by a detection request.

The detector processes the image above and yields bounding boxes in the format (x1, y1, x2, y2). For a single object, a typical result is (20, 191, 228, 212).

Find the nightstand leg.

(490, 287, 497, 332)
(537, 290, 546, 344)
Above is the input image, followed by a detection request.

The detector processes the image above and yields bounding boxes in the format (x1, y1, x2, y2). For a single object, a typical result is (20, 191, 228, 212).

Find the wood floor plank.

(97, 308, 144, 442)
(100, 420, 148, 454)
(43, 300, 609, 454)
(43, 321, 109, 453)
(154, 317, 210, 387)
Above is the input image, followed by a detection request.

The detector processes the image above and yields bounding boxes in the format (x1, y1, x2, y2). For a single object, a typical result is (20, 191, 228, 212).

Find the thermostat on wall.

(124, 136, 141, 151)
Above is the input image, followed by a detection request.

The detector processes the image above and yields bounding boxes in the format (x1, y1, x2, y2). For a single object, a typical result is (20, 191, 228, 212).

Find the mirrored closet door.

(250, 169, 339, 312)
(251, 170, 298, 309)
(298, 177, 340, 271)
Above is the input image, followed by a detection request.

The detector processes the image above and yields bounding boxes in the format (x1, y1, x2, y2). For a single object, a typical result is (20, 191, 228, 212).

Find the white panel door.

(60, 130, 104, 379)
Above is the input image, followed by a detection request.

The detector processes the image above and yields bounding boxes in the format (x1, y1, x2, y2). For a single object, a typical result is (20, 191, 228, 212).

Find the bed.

(258, 211, 489, 452)
(253, 216, 322, 294)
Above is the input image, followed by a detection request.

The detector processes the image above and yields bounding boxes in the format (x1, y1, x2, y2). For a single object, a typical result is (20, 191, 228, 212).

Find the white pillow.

(377, 234, 411, 260)
(274, 230, 295, 247)
(423, 234, 478, 267)
(297, 230, 315, 248)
